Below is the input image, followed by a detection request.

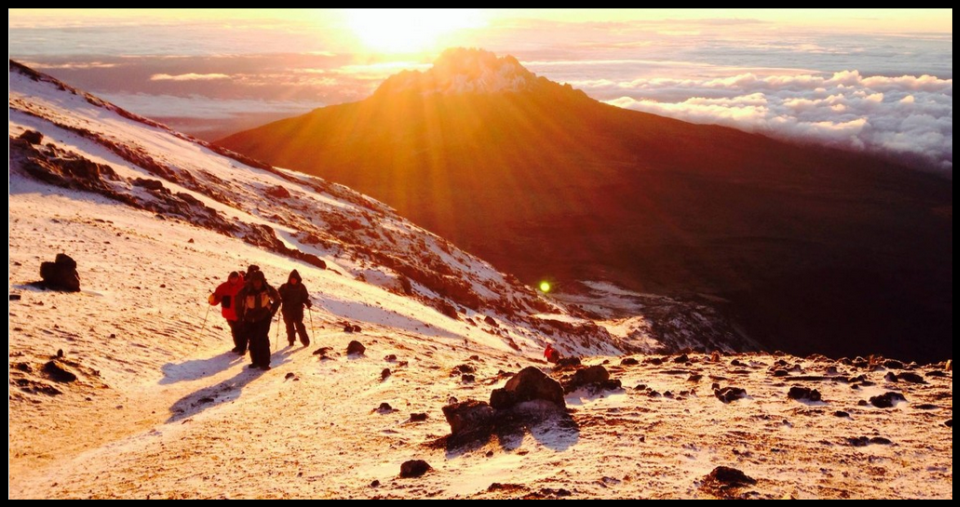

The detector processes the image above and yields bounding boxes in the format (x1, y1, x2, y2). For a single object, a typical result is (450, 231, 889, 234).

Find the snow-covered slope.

(9, 61, 950, 499)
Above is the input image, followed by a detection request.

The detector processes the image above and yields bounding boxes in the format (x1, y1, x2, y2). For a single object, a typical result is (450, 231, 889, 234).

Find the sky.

(8, 9, 953, 173)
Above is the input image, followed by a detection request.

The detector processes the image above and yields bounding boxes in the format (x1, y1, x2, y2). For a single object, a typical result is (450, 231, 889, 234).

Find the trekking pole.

(198, 304, 212, 339)
(274, 312, 280, 350)
(308, 308, 315, 340)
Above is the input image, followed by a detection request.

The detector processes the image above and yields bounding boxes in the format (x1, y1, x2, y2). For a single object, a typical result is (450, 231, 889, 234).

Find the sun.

(345, 9, 483, 53)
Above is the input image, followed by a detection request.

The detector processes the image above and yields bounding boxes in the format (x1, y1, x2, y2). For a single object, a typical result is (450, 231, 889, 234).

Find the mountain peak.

(375, 48, 542, 96)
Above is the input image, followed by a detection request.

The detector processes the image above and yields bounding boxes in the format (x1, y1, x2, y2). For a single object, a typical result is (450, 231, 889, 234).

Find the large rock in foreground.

(442, 400, 495, 436)
(39, 253, 81, 292)
(490, 367, 565, 410)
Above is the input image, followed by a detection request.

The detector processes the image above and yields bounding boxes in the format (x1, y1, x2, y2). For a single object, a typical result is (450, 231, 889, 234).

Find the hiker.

(544, 344, 561, 363)
(209, 271, 247, 355)
(236, 270, 281, 370)
(278, 269, 312, 347)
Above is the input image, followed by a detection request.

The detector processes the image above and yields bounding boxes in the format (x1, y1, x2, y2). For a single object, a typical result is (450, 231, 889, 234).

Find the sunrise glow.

(345, 9, 484, 53)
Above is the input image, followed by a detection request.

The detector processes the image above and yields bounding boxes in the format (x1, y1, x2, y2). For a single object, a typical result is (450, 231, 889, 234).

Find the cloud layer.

(598, 70, 952, 173)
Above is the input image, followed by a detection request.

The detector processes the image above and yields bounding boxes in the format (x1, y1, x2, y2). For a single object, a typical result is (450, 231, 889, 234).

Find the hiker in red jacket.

(544, 344, 561, 363)
(209, 271, 247, 354)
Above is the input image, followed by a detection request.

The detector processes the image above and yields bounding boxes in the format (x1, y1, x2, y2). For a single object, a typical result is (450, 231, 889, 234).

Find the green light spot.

(540, 281, 551, 293)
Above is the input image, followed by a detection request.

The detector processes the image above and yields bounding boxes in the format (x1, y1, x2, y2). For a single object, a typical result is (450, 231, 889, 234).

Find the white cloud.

(150, 73, 231, 81)
(601, 70, 952, 173)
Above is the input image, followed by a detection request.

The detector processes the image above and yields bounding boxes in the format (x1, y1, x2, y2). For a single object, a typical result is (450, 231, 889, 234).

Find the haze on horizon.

(9, 8, 953, 174)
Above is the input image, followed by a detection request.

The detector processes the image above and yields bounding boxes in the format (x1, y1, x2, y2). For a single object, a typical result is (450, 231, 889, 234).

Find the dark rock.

(673, 354, 689, 364)
(483, 315, 499, 327)
(370, 480, 380, 488)
(895, 372, 926, 384)
(352, 325, 362, 333)
(39, 253, 81, 292)
(834, 411, 850, 418)
(730, 359, 743, 367)
(384, 354, 397, 362)
(442, 400, 495, 435)
(410, 413, 428, 422)
(620, 357, 639, 366)
(884, 372, 898, 382)
(469, 355, 480, 361)
(648, 390, 661, 397)
(915, 403, 938, 410)
(711, 382, 721, 390)
(772, 369, 789, 377)
(188, 238, 194, 244)
(265, 185, 291, 199)
(646, 357, 664, 366)
(870, 437, 892, 445)
(42, 360, 77, 383)
(346, 340, 365, 355)
(18, 129, 43, 144)
(563, 365, 610, 393)
(437, 299, 459, 320)
(688, 374, 703, 382)
(837, 357, 852, 366)
(869, 391, 907, 408)
(860, 380, 876, 387)
(491, 367, 566, 409)
(788, 386, 821, 402)
(663, 391, 674, 399)
(344, 325, 354, 333)
(858, 400, 869, 406)
(825, 366, 839, 375)
(399, 459, 431, 478)
(451, 364, 476, 376)
(377, 402, 393, 412)
(57, 349, 64, 358)
(555, 356, 581, 368)
(133, 177, 163, 190)
(160, 284, 166, 288)
(946, 420, 952, 427)
(9, 294, 21, 301)
(848, 436, 870, 447)
(634, 384, 647, 391)
(925, 371, 948, 378)
(703, 466, 757, 487)
(883, 360, 904, 369)
(381, 368, 391, 381)
(601, 379, 622, 390)
(714, 387, 747, 403)
(285, 372, 296, 380)
(462, 374, 476, 383)
(313, 346, 333, 356)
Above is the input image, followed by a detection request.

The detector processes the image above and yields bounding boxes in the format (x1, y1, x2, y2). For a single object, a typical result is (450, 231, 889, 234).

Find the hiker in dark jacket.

(209, 271, 247, 354)
(236, 270, 281, 370)
(278, 269, 312, 346)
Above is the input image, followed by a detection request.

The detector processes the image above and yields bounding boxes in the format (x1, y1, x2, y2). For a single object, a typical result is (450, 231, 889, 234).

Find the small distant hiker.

(236, 270, 281, 370)
(544, 344, 561, 363)
(278, 269, 312, 347)
(209, 271, 247, 354)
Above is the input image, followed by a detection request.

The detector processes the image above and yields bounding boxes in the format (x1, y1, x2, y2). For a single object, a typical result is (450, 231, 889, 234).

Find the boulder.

(869, 391, 907, 408)
(399, 460, 431, 478)
(442, 400, 496, 435)
(39, 253, 81, 292)
(702, 466, 757, 490)
(132, 177, 164, 190)
(895, 372, 926, 384)
(490, 367, 565, 409)
(562, 365, 610, 394)
(346, 340, 365, 355)
(265, 185, 291, 199)
(714, 387, 747, 403)
(483, 315, 499, 328)
(555, 356, 582, 368)
(673, 354, 689, 364)
(883, 359, 904, 369)
(620, 357, 639, 366)
(42, 360, 78, 383)
(18, 129, 43, 145)
(410, 413, 428, 422)
(788, 386, 822, 402)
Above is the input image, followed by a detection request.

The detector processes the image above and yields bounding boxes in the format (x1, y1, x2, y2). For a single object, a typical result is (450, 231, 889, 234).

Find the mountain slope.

(8, 60, 952, 500)
(218, 48, 953, 363)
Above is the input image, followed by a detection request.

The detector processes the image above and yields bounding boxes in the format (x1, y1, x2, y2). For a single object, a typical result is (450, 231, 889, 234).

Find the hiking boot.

(258, 364, 272, 371)
(301, 339, 310, 347)
(288, 340, 295, 347)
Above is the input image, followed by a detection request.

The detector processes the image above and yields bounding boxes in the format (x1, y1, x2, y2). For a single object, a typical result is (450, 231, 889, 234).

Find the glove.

(208, 293, 218, 305)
